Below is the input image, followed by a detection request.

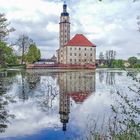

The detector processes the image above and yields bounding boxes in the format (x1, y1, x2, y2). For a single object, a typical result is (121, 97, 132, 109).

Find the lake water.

(0, 69, 140, 140)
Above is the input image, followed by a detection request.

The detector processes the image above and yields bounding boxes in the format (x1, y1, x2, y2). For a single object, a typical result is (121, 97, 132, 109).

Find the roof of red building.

(68, 91, 91, 103)
(65, 34, 96, 47)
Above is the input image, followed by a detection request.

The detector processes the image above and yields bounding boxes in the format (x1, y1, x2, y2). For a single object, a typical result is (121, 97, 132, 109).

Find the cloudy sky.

(0, 0, 140, 59)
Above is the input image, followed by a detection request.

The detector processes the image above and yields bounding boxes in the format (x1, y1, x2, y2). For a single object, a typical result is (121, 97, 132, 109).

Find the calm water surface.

(0, 69, 140, 140)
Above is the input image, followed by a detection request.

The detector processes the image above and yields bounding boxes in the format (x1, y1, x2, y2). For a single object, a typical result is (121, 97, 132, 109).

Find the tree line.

(0, 14, 41, 68)
(98, 50, 140, 68)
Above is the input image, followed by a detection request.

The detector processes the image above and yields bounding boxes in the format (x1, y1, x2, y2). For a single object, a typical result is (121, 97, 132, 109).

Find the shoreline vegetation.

(0, 66, 140, 73)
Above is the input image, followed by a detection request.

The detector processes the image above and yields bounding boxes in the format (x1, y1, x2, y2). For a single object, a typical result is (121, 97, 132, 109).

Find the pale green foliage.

(26, 44, 41, 63)
(128, 56, 138, 66)
(112, 59, 124, 68)
(0, 41, 17, 67)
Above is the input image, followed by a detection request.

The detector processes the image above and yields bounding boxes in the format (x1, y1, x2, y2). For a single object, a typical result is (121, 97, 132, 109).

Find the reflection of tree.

(0, 72, 15, 133)
(37, 83, 58, 113)
(106, 72, 115, 85)
(98, 71, 116, 85)
(26, 72, 40, 90)
(19, 72, 28, 101)
(99, 71, 104, 83)
(33, 73, 59, 114)
(18, 71, 41, 101)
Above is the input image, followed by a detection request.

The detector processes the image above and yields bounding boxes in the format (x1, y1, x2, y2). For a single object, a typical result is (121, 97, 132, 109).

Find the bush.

(133, 63, 140, 68)
(98, 64, 108, 68)
(7, 64, 26, 68)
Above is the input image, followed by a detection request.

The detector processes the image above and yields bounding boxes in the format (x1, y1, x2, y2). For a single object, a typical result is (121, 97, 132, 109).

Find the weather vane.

(62, 0, 66, 4)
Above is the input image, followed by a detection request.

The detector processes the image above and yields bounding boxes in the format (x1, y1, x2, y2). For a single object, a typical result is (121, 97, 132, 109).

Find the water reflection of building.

(58, 72, 96, 131)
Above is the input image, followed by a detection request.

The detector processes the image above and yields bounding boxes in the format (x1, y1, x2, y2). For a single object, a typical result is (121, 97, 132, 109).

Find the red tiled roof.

(65, 34, 96, 47)
(68, 91, 91, 103)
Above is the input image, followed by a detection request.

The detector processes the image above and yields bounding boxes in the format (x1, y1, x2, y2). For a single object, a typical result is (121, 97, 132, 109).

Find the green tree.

(37, 49, 41, 60)
(26, 44, 41, 63)
(0, 43, 5, 67)
(16, 35, 33, 64)
(0, 13, 14, 41)
(0, 13, 16, 68)
(0, 41, 17, 67)
(128, 56, 137, 66)
(112, 59, 124, 68)
(105, 50, 116, 68)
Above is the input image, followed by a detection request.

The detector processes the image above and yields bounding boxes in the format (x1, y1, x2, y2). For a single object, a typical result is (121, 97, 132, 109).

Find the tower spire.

(63, 1, 67, 13)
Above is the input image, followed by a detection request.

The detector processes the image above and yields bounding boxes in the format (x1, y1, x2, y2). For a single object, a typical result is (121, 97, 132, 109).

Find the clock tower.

(57, 2, 70, 63)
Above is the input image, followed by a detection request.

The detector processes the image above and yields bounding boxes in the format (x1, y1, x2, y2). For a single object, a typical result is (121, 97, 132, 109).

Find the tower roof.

(61, 3, 69, 16)
(65, 34, 96, 47)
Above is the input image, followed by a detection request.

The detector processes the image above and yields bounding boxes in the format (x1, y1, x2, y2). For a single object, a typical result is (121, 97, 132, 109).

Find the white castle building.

(57, 3, 96, 67)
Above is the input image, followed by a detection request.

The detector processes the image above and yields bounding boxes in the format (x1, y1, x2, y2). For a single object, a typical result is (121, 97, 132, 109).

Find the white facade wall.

(59, 46, 96, 65)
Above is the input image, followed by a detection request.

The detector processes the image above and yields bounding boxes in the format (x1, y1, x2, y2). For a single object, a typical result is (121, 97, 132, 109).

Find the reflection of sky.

(0, 70, 140, 140)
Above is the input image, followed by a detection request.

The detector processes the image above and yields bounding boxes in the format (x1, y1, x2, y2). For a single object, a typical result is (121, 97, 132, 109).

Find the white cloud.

(0, 100, 60, 137)
(71, 0, 140, 59)
(46, 22, 59, 32)
(0, 0, 140, 59)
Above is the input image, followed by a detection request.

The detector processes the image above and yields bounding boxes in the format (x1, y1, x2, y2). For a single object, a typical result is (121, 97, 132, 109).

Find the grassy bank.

(6, 64, 26, 69)
(0, 64, 26, 72)
(0, 68, 6, 72)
